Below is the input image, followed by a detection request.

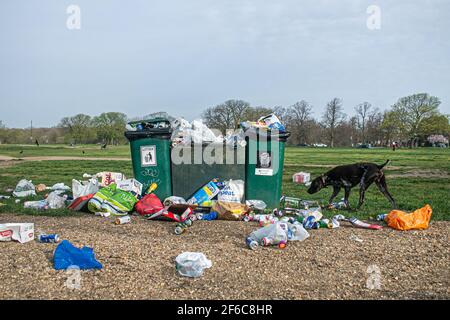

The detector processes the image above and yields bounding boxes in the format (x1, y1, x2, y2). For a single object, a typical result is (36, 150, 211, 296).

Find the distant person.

(392, 141, 397, 151)
(35, 139, 40, 147)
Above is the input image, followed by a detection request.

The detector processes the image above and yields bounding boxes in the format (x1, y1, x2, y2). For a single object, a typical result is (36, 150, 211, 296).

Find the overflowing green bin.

(125, 124, 173, 200)
(245, 129, 290, 208)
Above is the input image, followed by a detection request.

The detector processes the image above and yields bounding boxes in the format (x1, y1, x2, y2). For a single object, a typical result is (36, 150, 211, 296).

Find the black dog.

(307, 160, 396, 209)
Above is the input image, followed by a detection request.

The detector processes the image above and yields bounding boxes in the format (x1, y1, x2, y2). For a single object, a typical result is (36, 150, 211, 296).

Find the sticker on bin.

(141, 146, 157, 167)
(255, 152, 274, 176)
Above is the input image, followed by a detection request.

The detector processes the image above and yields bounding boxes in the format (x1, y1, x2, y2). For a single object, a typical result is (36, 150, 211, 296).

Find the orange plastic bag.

(385, 204, 432, 231)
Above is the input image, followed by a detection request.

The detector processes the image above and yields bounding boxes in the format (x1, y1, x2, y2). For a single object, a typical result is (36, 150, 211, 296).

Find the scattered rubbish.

(212, 201, 249, 221)
(246, 222, 308, 250)
(95, 211, 111, 218)
(171, 118, 223, 146)
(163, 196, 187, 207)
(0, 223, 34, 243)
(115, 216, 131, 225)
(135, 193, 164, 217)
(72, 178, 99, 199)
(38, 234, 60, 243)
(292, 172, 311, 184)
(217, 179, 245, 203)
(13, 179, 36, 198)
(175, 252, 212, 278)
(15, 199, 21, 204)
(376, 214, 388, 221)
(174, 219, 193, 235)
(24, 200, 49, 210)
(53, 240, 103, 270)
(199, 211, 218, 221)
(68, 194, 94, 211)
(241, 113, 286, 133)
(46, 191, 67, 209)
(187, 179, 222, 205)
(349, 234, 364, 243)
(35, 184, 47, 193)
(88, 184, 138, 216)
(328, 199, 347, 210)
(245, 200, 267, 211)
(116, 178, 143, 195)
(0, 195, 11, 200)
(385, 204, 432, 231)
(145, 183, 158, 195)
(349, 217, 383, 230)
(97, 172, 126, 188)
(49, 183, 71, 192)
(333, 214, 346, 221)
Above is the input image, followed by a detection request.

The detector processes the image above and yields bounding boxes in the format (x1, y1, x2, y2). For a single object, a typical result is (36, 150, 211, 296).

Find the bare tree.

(288, 101, 313, 144)
(202, 99, 250, 134)
(321, 98, 346, 148)
(355, 102, 372, 143)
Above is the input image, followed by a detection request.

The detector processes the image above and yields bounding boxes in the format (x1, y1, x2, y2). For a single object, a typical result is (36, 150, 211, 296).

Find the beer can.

(303, 216, 316, 229)
(174, 226, 186, 235)
(376, 214, 387, 221)
(183, 218, 193, 227)
(115, 216, 131, 225)
(246, 237, 258, 250)
(261, 237, 273, 246)
(38, 234, 60, 243)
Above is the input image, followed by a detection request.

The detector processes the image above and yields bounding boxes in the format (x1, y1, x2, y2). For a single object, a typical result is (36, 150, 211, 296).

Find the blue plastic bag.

(201, 211, 218, 221)
(53, 240, 103, 270)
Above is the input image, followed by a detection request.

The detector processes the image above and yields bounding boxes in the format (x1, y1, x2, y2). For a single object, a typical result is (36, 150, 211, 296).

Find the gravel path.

(0, 213, 448, 300)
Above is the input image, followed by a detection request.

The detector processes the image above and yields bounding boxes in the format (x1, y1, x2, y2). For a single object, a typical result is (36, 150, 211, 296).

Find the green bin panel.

(128, 137, 172, 200)
(245, 136, 286, 209)
(171, 144, 245, 200)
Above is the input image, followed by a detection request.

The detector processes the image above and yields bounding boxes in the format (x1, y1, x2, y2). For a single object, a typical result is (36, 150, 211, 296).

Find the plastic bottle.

(24, 200, 49, 210)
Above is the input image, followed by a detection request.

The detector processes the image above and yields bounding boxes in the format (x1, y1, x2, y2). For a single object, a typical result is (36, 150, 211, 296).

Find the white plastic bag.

(287, 223, 310, 241)
(50, 183, 71, 191)
(248, 222, 289, 245)
(218, 180, 245, 203)
(72, 179, 99, 199)
(13, 179, 36, 198)
(175, 252, 212, 278)
(46, 191, 66, 209)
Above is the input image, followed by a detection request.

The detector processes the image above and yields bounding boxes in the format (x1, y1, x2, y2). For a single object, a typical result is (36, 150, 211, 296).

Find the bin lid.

(244, 128, 290, 142)
(125, 128, 172, 141)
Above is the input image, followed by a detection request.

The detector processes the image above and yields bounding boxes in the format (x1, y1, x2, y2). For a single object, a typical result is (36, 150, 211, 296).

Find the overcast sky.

(0, 0, 449, 128)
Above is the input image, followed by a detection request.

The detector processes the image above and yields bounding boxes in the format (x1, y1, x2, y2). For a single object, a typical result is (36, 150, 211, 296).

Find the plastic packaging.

(135, 193, 164, 217)
(46, 191, 67, 209)
(13, 179, 36, 198)
(187, 180, 221, 205)
(175, 252, 212, 278)
(72, 178, 99, 199)
(24, 200, 49, 210)
(247, 222, 289, 249)
(199, 211, 218, 221)
(53, 240, 103, 270)
(245, 200, 267, 211)
(50, 183, 71, 192)
(217, 179, 245, 203)
(385, 205, 432, 231)
(163, 196, 187, 207)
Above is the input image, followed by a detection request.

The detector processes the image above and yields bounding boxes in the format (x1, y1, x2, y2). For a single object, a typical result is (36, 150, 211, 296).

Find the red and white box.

(292, 172, 311, 184)
(0, 223, 35, 244)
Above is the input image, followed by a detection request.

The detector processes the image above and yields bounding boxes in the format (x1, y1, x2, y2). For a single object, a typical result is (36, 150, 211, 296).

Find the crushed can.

(115, 216, 131, 225)
(246, 237, 259, 250)
(303, 216, 316, 229)
(38, 234, 60, 243)
(174, 226, 186, 235)
(376, 214, 388, 221)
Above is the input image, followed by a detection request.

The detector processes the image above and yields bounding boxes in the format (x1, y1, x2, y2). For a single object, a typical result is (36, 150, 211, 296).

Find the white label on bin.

(141, 146, 157, 167)
(255, 168, 274, 176)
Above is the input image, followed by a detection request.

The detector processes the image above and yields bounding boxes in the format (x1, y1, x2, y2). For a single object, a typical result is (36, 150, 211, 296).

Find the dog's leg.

(375, 174, 397, 208)
(344, 187, 351, 209)
(328, 185, 341, 205)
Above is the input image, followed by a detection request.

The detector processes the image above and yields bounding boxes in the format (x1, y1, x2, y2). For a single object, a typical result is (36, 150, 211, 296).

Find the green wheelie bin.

(244, 128, 290, 208)
(125, 120, 173, 200)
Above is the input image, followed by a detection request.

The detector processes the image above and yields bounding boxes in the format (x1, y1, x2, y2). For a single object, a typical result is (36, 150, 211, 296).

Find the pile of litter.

(0, 112, 434, 278)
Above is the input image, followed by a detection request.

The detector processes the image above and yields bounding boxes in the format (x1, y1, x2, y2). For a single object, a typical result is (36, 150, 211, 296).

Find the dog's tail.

(378, 159, 390, 170)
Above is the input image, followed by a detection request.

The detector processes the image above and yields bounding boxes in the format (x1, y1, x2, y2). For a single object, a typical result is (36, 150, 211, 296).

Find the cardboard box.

(0, 223, 35, 244)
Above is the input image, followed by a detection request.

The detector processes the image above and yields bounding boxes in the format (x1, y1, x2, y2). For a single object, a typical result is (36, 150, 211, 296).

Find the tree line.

(0, 93, 449, 147)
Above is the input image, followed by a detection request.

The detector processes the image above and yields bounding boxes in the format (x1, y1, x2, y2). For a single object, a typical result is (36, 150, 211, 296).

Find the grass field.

(0, 144, 449, 220)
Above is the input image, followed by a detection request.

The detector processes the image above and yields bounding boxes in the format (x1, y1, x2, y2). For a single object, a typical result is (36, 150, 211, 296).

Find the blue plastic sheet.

(53, 240, 103, 270)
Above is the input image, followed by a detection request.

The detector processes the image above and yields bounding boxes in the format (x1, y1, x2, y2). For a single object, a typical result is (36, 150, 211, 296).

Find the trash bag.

(212, 201, 249, 221)
(88, 184, 138, 216)
(50, 183, 71, 192)
(218, 179, 245, 203)
(245, 200, 267, 211)
(175, 252, 212, 278)
(53, 240, 103, 270)
(247, 222, 290, 247)
(72, 178, 99, 199)
(13, 179, 36, 198)
(46, 191, 66, 209)
(287, 223, 310, 241)
(135, 193, 164, 217)
(385, 204, 432, 231)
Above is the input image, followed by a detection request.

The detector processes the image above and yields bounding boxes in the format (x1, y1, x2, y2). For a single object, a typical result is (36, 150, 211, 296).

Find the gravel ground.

(0, 213, 448, 300)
